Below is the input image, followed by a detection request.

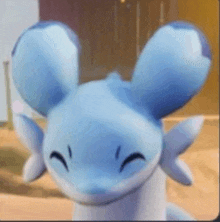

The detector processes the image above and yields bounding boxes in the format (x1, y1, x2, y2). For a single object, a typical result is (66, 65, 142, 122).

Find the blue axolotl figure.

(11, 20, 211, 220)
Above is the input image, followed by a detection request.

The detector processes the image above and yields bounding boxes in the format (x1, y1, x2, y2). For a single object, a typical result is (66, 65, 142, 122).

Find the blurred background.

(0, 0, 219, 220)
(0, 0, 219, 125)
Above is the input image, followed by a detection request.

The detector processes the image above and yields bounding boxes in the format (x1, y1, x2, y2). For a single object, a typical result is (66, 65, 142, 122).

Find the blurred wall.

(39, 0, 179, 82)
(171, 0, 219, 117)
(39, 0, 218, 117)
(0, 0, 218, 122)
(0, 0, 39, 122)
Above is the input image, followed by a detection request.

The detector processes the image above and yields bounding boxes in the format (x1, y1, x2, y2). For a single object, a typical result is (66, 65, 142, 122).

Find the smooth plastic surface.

(12, 20, 211, 220)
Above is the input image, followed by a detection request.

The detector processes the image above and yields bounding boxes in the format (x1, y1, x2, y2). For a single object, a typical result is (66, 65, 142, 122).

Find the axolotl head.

(43, 77, 163, 205)
(12, 21, 211, 205)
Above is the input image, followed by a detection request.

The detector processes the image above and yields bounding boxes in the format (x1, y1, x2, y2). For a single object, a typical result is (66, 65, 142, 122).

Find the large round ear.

(12, 21, 81, 117)
(131, 21, 212, 119)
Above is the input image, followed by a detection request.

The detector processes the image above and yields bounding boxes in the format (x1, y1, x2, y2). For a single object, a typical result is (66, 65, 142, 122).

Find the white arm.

(14, 114, 46, 182)
(160, 116, 204, 185)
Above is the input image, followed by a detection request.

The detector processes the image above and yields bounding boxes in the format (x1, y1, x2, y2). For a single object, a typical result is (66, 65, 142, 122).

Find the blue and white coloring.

(12, 20, 211, 220)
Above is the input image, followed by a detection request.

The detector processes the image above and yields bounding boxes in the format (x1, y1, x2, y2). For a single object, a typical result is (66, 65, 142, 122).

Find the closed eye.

(50, 151, 69, 172)
(120, 152, 146, 172)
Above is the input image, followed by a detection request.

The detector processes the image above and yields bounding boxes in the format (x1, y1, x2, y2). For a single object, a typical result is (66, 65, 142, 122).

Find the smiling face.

(12, 19, 211, 208)
(43, 82, 163, 205)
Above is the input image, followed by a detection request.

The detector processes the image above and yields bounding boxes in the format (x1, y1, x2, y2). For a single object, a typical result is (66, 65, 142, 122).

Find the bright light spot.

(121, 0, 125, 3)
(12, 100, 24, 113)
(185, 33, 201, 57)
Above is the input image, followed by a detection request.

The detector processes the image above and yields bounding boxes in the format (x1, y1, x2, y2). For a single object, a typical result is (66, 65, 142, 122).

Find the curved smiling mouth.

(48, 144, 160, 206)
(72, 156, 160, 206)
(49, 151, 161, 207)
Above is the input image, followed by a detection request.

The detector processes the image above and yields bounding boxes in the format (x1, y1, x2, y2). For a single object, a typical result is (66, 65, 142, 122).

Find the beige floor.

(0, 117, 219, 220)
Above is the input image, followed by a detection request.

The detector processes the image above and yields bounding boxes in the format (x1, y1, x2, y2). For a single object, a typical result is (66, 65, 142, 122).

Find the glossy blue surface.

(12, 20, 211, 207)
(169, 21, 211, 59)
(12, 21, 80, 57)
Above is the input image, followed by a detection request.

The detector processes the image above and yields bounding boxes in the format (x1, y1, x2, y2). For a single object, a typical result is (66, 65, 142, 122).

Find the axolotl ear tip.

(12, 21, 80, 117)
(169, 21, 211, 60)
(131, 21, 212, 119)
